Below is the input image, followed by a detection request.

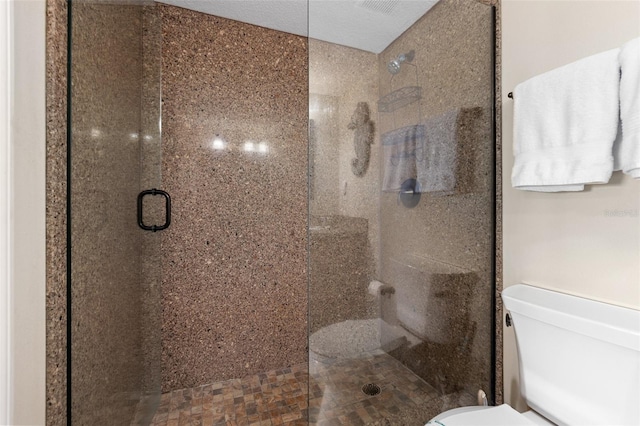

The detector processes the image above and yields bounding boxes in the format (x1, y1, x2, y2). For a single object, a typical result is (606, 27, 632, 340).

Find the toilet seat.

(426, 404, 544, 426)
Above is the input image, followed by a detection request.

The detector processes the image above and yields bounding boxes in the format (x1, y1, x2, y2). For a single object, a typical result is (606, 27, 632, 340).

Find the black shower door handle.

(137, 189, 171, 232)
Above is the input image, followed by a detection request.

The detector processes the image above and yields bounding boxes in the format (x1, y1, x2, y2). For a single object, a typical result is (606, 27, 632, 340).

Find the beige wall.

(9, 1, 47, 424)
(502, 0, 640, 411)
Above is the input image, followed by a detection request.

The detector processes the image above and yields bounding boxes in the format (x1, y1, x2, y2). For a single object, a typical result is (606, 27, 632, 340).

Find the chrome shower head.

(387, 59, 402, 75)
(387, 50, 415, 75)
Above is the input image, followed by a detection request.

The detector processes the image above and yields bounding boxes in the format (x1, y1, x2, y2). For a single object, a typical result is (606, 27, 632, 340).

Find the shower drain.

(361, 383, 382, 396)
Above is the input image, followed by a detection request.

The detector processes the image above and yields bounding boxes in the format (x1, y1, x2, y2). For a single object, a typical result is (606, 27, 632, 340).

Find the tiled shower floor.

(148, 352, 474, 426)
(149, 364, 309, 426)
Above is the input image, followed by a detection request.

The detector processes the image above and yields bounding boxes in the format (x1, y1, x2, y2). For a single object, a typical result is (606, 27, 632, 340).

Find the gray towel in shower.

(417, 107, 482, 195)
(382, 124, 425, 192)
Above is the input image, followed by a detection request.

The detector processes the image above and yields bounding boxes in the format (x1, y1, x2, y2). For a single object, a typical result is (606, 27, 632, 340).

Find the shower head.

(387, 50, 415, 75)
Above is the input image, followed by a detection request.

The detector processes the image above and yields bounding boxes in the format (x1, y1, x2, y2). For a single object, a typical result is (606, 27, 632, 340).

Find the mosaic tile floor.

(148, 364, 309, 426)
(147, 351, 474, 426)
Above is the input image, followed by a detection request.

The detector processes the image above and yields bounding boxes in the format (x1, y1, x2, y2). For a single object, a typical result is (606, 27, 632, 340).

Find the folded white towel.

(614, 37, 640, 177)
(512, 48, 621, 192)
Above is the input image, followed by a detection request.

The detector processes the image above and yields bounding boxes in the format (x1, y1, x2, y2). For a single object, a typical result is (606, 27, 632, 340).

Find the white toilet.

(427, 283, 640, 425)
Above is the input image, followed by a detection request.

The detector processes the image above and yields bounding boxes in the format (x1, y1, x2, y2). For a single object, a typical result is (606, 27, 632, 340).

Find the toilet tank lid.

(502, 284, 640, 352)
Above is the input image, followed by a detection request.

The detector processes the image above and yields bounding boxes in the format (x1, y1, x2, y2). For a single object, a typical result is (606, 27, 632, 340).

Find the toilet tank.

(503, 284, 640, 426)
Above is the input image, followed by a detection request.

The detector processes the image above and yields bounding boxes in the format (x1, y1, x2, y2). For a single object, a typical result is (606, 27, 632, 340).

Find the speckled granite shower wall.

(46, 0, 68, 423)
(46, 3, 162, 424)
(308, 40, 380, 332)
(159, 5, 308, 391)
(69, 3, 153, 424)
(378, 0, 495, 399)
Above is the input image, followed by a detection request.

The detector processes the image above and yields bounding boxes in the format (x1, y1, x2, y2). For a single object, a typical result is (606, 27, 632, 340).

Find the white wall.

(2, 0, 47, 424)
(502, 0, 640, 411)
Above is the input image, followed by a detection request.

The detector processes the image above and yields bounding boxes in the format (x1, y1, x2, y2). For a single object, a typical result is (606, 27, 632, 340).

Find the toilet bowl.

(308, 317, 406, 359)
(427, 404, 553, 425)
(426, 284, 640, 426)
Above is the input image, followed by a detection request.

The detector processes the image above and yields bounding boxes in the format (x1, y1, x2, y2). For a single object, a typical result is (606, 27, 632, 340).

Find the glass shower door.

(308, 0, 496, 423)
(69, 2, 162, 424)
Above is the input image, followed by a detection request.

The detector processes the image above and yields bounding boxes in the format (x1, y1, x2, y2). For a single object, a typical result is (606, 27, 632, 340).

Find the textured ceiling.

(156, 0, 439, 53)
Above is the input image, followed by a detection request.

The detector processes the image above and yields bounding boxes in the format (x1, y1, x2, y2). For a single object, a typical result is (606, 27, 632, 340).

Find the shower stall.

(66, 0, 495, 424)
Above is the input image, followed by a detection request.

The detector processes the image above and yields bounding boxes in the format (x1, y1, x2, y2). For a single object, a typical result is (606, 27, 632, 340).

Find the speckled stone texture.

(308, 40, 381, 341)
(46, 2, 164, 424)
(45, 0, 68, 423)
(69, 2, 163, 424)
(159, 5, 308, 392)
(378, 0, 496, 403)
(139, 5, 164, 413)
(309, 216, 372, 333)
(309, 40, 381, 279)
